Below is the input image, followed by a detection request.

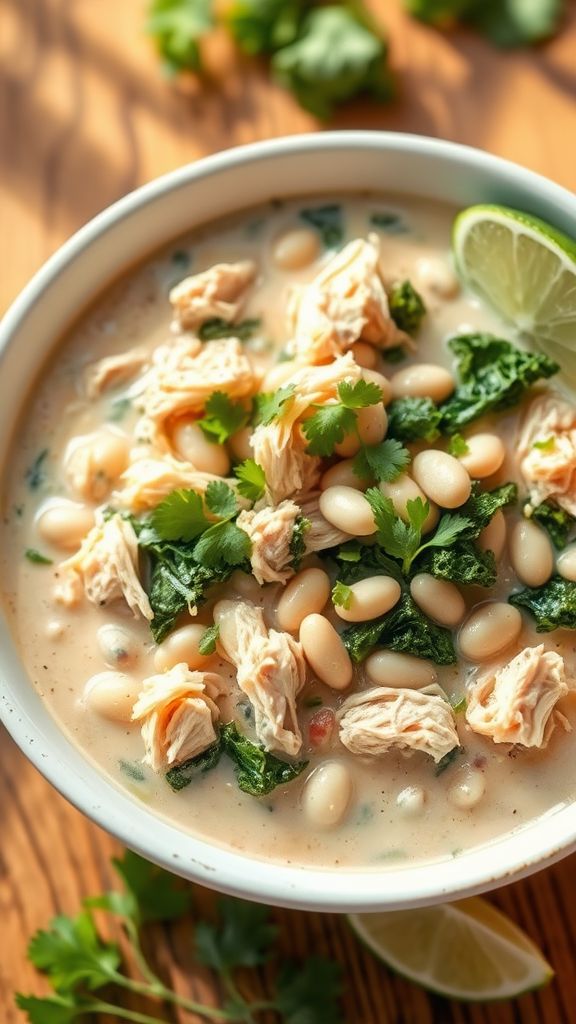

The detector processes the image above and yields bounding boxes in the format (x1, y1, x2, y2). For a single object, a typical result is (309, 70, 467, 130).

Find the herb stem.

(124, 918, 165, 990)
(221, 971, 258, 1023)
(108, 969, 240, 1021)
(87, 1001, 172, 1024)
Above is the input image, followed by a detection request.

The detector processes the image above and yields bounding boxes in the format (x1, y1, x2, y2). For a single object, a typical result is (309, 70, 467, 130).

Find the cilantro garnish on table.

(16, 850, 343, 1023)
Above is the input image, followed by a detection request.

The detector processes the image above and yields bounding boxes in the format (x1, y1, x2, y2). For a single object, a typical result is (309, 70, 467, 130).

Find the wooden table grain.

(2, 2, 576, 1021)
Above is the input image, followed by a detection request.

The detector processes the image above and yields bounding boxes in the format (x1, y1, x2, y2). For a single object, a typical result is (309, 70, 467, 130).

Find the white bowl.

(2, 132, 576, 911)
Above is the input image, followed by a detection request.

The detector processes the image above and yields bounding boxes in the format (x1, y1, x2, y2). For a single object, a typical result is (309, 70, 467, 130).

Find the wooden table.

(2, 2, 576, 1021)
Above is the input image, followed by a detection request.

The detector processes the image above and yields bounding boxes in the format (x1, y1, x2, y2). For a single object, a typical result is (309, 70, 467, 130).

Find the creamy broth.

(3, 194, 576, 869)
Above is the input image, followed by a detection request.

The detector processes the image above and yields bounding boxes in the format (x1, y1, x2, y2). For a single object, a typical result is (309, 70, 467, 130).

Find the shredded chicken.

(518, 394, 576, 515)
(337, 685, 459, 763)
(466, 645, 572, 747)
(286, 235, 406, 364)
(236, 500, 300, 585)
(132, 663, 224, 771)
(214, 599, 306, 756)
(250, 353, 362, 503)
(298, 493, 352, 552)
(169, 259, 257, 330)
(112, 452, 229, 512)
(84, 349, 148, 399)
(58, 514, 153, 620)
(137, 336, 257, 434)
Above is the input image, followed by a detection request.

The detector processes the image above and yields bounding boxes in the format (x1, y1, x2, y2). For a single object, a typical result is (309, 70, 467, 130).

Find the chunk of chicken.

(214, 599, 306, 756)
(518, 394, 576, 515)
(236, 500, 300, 585)
(112, 452, 228, 512)
(298, 493, 352, 552)
(132, 663, 224, 771)
(337, 685, 459, 763)
(169, 259, 257, 330)
(466, 644, 572, 747)
(137, 336, 257, 433)
(84, 349, 148, 399)
(286, 235, 406, 364)
(58, 514, 153, 620)
(250, 353, 362, 503)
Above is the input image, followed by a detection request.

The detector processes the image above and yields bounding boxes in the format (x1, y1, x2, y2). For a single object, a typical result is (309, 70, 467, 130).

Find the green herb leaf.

(387, 396, 443, 443)
(381, 344, 407, 364)
(533, 436, 556, 452)
(509, 576, 576, 632)
(25, 548, 53, 565)
(253, 384, 295, 425)
(199, 623, 220, 655)
(365, 487, 471, 574)
(196, 896, 277, 970)
(388, 280, 426, 335)
(338, 379, 383, 409)
(193, 520, 251, 568)
(150, 488, 210, 542)
(341, 594, 456, 664)
(165, 738, 223, 790)
(119, 759, 146, 782)
(205, 479, 238, 519)
(272, 6, 392, 120)
(111, 849, 192, 922)
(448, 433, 470, 457)
(197, 392, 250, 444)
(25, 449, 49, 490)
(107, 397, 132, 423)
(332, 581, 353, 609)
(15, 994, 84, 1024)
(299, 203, 343, 248)
(435, 745, 462, 776)
(234, 458, 266, 502)
(147, 0, 213, 74)
(532, 501, 574, 549)
(458, 482, 518, 539)
(335, 542, 405, 586)
(276, 957, 343, 1024)
(290, 514, 310, 569)
(222, 721, 308, 796)
(403, 0, 473, 26)
(467, 0, 562, 47)
(303, 379, 382, 456)
(27, 911, 120, 993)
(353, 438, 411, 483)
(416, 542, 497, 587)
(225, 0, 304, 54)
(370, 210, 408, 233)
(198, 317, 261, 341)
(143, 538, 236, 641)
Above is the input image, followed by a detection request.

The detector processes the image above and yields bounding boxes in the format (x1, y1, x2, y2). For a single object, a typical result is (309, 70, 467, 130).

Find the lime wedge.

(348, 897, 553, 1001)
(453, 204, 576, 377)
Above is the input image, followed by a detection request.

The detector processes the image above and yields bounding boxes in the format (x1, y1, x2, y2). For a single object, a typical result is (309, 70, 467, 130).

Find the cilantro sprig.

(234, 458, 267, 502)
(302, 378, 382, 456)
(197, 392, 250, 444)
(365, 488, 472, 573)
(150, 481, 251, 568)
(16, 850, 343, 1024)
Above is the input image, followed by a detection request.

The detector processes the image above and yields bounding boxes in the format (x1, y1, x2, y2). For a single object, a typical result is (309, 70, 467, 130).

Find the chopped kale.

(439, 334, 558, 434)
(336, 543, 405, 586)
(25, 449, 49, 490)
(25, 548, 53, 566)
(290, 515, 310, 569)
(416, 542, 497, 587)
(370, 211, 408, 233)
(119, 759, 147, 782)
(171, 249, 191, 271)
(458, 482, 518, 539)
(341, 594, 456, 664)
(381, 345, 407, 364)
(388, 280, 426, 335)
(509, 576, 576, 632)
(199, 317, 261, 341)
(435, 746, 463, 777)
(166, 739, 223, 792)
(386, 396, 443, 443)
(299, 204, 343, 248)
(222, 722, 308, 796)
(531, 501, 575, 549)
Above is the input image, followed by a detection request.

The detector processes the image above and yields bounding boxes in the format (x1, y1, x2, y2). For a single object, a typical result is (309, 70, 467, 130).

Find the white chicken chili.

(3, 195, 576, 869)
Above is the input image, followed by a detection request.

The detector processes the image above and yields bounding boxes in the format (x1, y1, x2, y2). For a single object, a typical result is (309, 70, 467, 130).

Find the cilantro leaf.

(253, 384, 295, 425)
(276, 957, 343, 1024)
(225, 0, 303, 54)
(509, 576, 576, 632)
(342, 594, 456, 664)
(404, 0, 473, 26)
(532, 501, 575, 549)
(27, 911, 120, 993)
(338, 379, 382, 409)
(387, 396, 443, 443)
(448, 433, 470, 457)
(365, 488, 471, 573)
(205, 479, 238, 519)
(303, 379, 382, 456)
(272, 6, 392, 120)
(147, 0, 213, 74)
(332, 581, 353, 609)
(468, 0, 562, 47)
(150, 488, 209, 542)
(197, 392, 250, 444)
(199, 622, 220, 655)
(193, 520, 251, 567)
(234, 458, 266, 502)
(15, 994, 84, 1024)
(111, 850, 192, 923)
(195, 896, 277, 971)
(388, 280, 426, 335)
(222, 721, 308, 795)
(300, 203, 343, 248)
(353, 438, 410, 483)
(198, 317, 261, 341)
(25, 548, 53, 565)
(290, 514, 310, 568)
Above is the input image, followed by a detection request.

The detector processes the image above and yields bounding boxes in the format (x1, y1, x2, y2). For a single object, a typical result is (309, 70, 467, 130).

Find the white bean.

(303, 762, 353, 827)
(277, 568, 331, 632)
(272, 227, 320, 270)
(412, 449, 472, 509)
(410, 573, 465, 627)
(447, 770, 485, 810)
(154, 624, 214, 672)
(558, 545, 576, 582)
(334, 403, 387, 457)
(97, 624, 139, 669)
(361, 368, 393, 406)
(458, 433, 506, 479)
(171, 418, 230, 475)
(37, 501, 95, 551)
(84, 671, 140, 722)
(379, 474, 439, 534)
(319, 486, 375, 536)
(64, 430, 129, 500)
(415, 256, 460, 299)
(228, 426, 253, 463)
(335, 576, 401, 622)
(300, 614, 353, 690)
(477, 509, 507, 559)
(459, 602, 522, 662)
(396, 785, 426, 816)
(320, 459, 370, 491)
(365, 650, 437, 688)
(351, 341, 377, 369)
(510, 519, 554, 588)
(390, 363, 455, 402)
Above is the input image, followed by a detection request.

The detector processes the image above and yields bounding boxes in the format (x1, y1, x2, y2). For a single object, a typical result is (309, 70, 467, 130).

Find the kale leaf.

(416, 542, 497, 587)
(299, 203, 343, 248)
(386, 396, 443, 443)
(336, 543, 405, 586)
(198, 317, 261, 341)
(532, 501, 575, 550)
(290, 515, 311, 569)
(388, 280, 426, 335)
(341, 594, 457, 664)
(222, 722, 308, 795)
(439, 334, 558, 433)
(458, 482, 518, 539)
(509, 576, 576, 632)
(166, 739, 223, 791)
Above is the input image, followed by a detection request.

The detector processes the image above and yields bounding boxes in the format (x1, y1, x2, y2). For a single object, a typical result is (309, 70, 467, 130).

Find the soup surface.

(3, 194, 576, 870)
